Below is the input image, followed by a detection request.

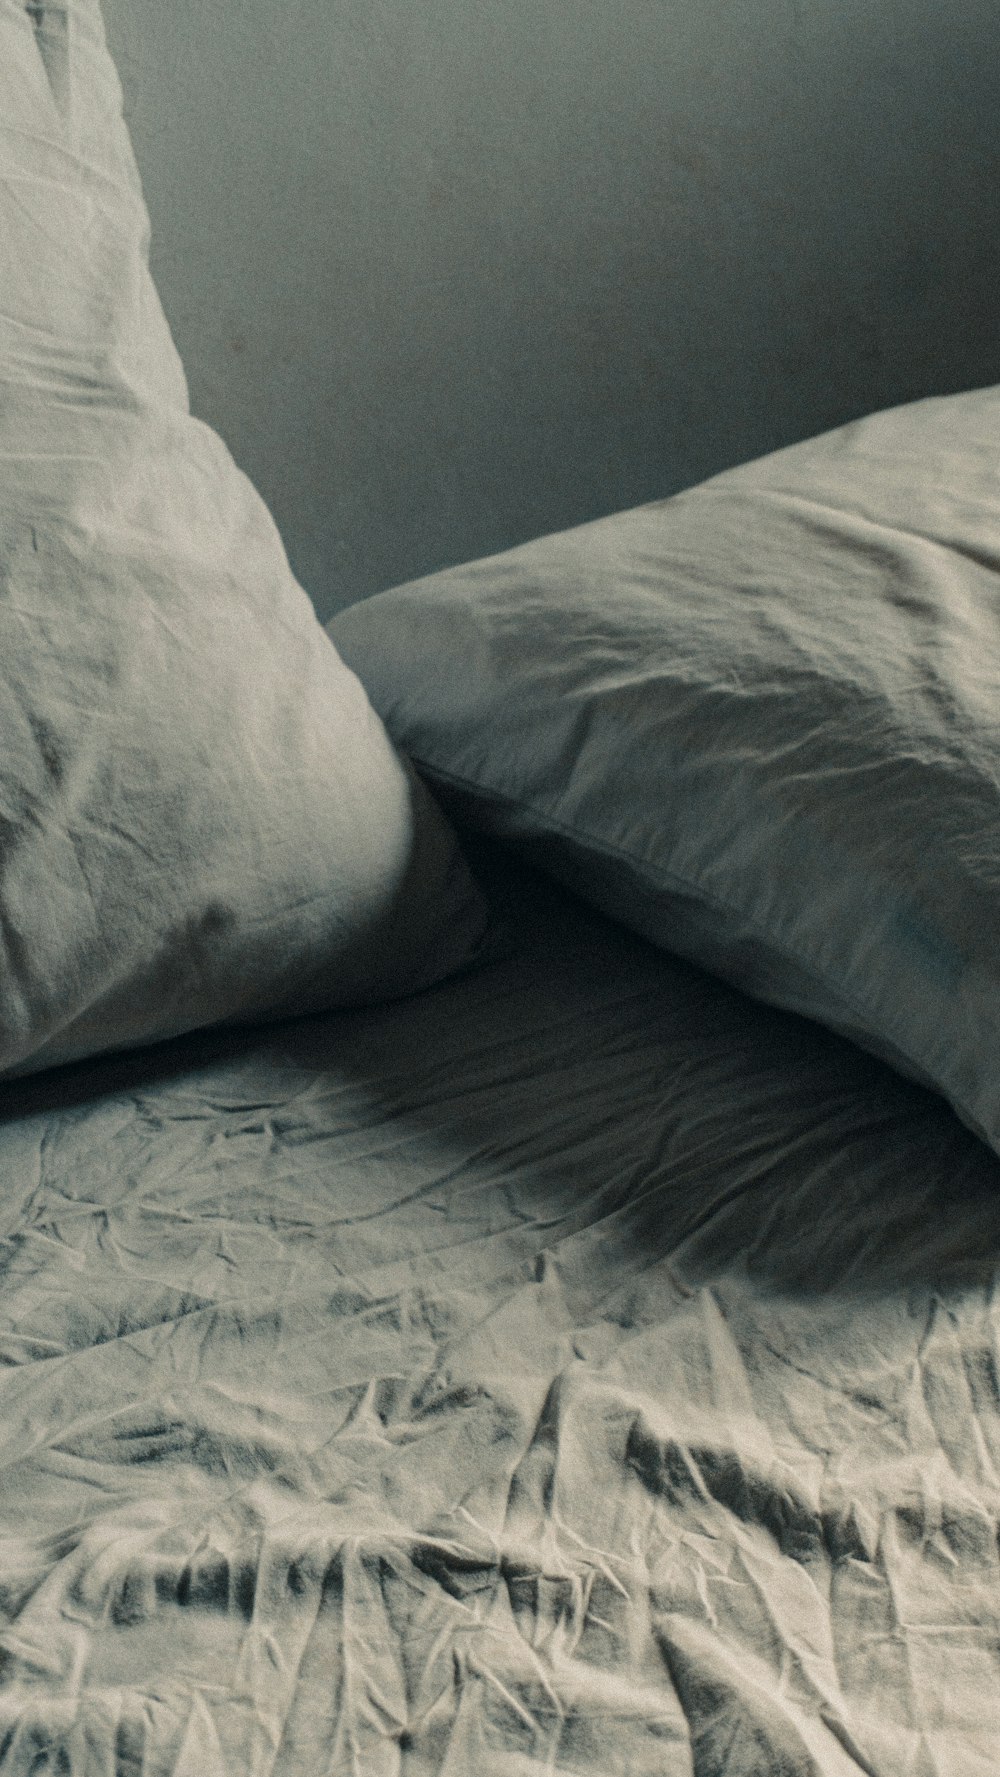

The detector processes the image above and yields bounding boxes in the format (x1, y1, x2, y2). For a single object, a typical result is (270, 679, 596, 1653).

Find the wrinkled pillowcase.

(0, 0, 488, 1078)
(330, 385, 1000, 1160)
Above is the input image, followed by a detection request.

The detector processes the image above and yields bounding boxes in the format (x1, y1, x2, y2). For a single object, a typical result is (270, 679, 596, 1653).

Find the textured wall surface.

(102, 0, 1000, 619)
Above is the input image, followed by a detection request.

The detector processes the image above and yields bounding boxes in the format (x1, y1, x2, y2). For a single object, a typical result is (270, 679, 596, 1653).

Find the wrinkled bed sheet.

(0, 857, 998, 1776)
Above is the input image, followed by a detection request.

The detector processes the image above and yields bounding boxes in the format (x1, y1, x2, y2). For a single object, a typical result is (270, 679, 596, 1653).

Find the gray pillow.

(0, 1, 488, 1077)
(330, 386, 1000, 1159)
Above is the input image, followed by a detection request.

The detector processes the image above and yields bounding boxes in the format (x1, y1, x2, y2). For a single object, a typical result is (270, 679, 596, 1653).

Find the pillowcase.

(0, 0, 488, 1078)
(330, 385, 1000, 1160)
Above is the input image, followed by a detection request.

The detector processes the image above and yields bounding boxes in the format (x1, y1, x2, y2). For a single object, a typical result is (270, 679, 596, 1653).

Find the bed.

(3, 4, 1000, 1773)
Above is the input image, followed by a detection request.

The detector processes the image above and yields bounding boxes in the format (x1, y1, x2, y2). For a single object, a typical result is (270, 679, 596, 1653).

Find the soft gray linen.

(0, 0, 487, 1080)
(330, 383, 1000, 1160)
(0, 858, 997, 1775)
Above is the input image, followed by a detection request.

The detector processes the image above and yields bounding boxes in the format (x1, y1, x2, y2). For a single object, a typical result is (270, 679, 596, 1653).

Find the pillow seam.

(409, 752, 973, 1122)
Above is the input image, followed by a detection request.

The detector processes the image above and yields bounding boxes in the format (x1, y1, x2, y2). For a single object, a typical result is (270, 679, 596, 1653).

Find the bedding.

(329, 385, 1000, 1160)
(0, 848, 998, 1775)
(0, 0, 487, 1081)
(8, 2, 1000, 1772)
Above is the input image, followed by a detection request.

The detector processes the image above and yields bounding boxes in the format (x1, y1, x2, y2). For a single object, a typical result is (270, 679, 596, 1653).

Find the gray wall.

(103, 0, 1000, 622)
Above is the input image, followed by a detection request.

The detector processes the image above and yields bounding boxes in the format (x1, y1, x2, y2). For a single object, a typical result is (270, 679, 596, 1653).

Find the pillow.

(0, 0, 488, 1078)
(330, 385, 1000, 1160)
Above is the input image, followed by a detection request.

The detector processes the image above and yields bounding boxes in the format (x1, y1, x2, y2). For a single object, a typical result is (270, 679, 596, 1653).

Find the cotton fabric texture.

(330, 386, 1000, 1157)
(0, 0, 487, 1078)
(1, 856, 998, 1773)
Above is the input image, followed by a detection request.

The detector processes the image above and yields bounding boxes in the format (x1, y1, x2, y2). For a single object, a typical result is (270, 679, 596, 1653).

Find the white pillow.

(330, 386, 1000, 1159)
(0, 1, 488, 1077)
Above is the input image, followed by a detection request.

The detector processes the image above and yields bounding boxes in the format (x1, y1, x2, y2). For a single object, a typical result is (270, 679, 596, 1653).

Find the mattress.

(0, 850, 997, 1775)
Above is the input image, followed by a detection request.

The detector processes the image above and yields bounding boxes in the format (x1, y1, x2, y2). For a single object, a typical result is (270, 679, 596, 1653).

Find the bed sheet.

(0, 855, 997, 1776)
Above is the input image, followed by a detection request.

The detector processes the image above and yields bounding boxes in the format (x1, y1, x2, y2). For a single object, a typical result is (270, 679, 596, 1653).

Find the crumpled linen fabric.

(0, 861, 998, 1775)
(329, 381, 1000, 1162)
(0, 0, 488, 1080)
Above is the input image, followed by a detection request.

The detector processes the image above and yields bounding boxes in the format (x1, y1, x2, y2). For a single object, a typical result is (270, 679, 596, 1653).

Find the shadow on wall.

(103, 0, 1000, 619)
